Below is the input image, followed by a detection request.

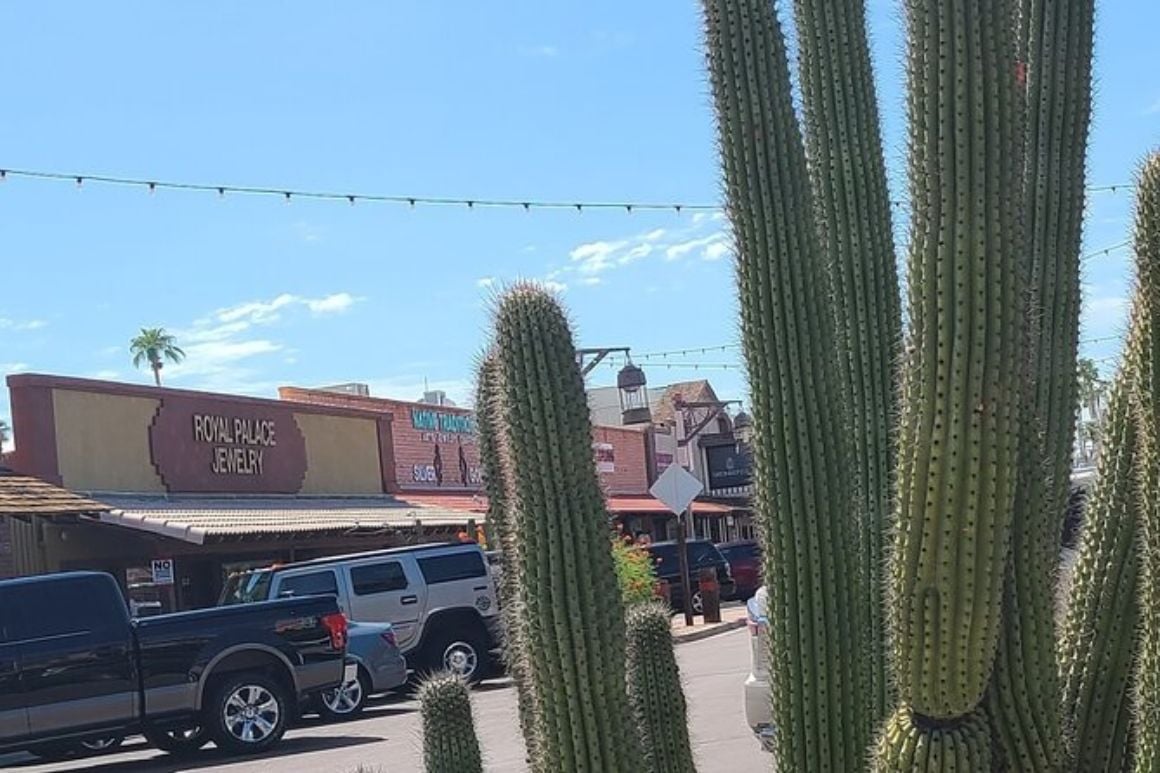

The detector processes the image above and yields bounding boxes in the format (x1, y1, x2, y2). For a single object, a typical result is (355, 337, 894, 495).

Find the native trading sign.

(150, 396, 308, 493)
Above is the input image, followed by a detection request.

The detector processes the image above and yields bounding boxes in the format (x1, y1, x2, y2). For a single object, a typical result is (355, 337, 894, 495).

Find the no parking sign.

(151, 559, 175, 585)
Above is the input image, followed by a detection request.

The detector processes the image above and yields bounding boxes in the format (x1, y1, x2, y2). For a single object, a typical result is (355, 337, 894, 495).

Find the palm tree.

(0, 418, 9, 449)
(130, 328, 185, 386)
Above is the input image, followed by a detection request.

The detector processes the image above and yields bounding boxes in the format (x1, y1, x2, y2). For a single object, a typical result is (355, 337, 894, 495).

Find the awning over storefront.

(93, 494, 482, 546)
(606, 495, 734, 515)
(0, 470, 110, 517)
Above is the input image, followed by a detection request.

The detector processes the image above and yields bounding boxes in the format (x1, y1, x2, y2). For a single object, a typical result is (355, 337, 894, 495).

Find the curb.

(672, 617, 747, 644)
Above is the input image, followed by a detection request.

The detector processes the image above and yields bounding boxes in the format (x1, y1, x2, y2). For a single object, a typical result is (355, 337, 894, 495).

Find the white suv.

(744, 586, 775, 751)
(221, 542, 501, 682)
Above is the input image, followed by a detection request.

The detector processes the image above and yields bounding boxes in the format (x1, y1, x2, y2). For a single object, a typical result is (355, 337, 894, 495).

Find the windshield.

(219, 568, 274, 605)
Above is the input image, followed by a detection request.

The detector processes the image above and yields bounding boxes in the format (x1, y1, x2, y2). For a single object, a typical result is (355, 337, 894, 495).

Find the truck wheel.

(427, 630, 488, 684)
(207, 674, 288, 754)
(144, 725, 209, 757)
(80, 735, 124, 755)
(318, 669, 370, 721)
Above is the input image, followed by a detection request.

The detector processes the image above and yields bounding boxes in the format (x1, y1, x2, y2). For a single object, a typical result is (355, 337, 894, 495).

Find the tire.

(691, 590, 704, 615)
(426, 628, 488, 684)
(206, 673, 289, 755)
(318, 669, 370, 721)
(144, 724, 210, 757)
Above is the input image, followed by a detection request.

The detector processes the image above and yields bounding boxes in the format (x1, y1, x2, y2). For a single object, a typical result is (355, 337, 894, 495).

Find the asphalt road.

(0, 628, 769, 772)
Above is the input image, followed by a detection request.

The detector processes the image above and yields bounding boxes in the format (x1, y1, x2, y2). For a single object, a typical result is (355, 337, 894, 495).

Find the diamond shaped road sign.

(649, 463, 704, 515)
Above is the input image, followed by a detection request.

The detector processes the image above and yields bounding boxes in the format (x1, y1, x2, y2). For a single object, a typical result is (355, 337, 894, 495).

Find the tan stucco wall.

(295, 412, 382, 494)
(53, 389, 165, 492)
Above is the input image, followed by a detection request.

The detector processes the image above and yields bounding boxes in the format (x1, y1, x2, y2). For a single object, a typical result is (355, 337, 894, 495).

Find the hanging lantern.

(617, 362, 652, 425)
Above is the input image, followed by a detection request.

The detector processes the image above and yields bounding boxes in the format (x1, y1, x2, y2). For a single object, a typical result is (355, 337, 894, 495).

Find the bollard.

(698, 567, 721, 623)
(655, 578, 672, 607)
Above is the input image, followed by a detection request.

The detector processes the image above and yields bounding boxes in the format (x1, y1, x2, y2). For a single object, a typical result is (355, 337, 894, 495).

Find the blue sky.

(1, 2, 1157, 449)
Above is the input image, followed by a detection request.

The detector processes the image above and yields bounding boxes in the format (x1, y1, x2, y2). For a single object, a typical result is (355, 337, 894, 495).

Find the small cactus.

(417, 672, 483, 773)
(625, 602, 697, 773)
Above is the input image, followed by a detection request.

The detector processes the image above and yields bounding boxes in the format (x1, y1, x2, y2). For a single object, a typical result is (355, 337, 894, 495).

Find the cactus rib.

(418, 672, 484, 773)
(625, 602, 697, 773)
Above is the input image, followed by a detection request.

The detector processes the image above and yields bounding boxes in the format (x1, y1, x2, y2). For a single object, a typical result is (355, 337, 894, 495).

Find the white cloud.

(215, 293, 299, 325)
(579, 276, 603, 287)
(0, 317, 47, 331)
(665, 233, 727, 261)
(476, 277, 496, 289)
(305, 292, 358, 315)
(0, 362, 30, 375)
(89, 369, 121, 381)
(703, 241, 731, 261)
(543, 280, 568, 294)
(1145, 97, 1160, 116)
(570, 240, 628, 275)
(362, 376, 474, 406)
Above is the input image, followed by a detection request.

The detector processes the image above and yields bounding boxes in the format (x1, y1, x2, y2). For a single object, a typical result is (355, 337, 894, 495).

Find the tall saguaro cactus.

(790, 0, 901, 722)
(491, 284, 636, 773)
(876, 0, 1025, 767)
(985, 0, 1094, 768)
(1128, 151, 1160, 772)
(701, 0, 869, 769)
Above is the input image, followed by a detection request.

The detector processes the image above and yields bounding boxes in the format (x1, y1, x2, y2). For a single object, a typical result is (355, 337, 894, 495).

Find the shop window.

(351, 562, 408, 596)
(277, 570, 339, 599)
(418, 552, 486, 585)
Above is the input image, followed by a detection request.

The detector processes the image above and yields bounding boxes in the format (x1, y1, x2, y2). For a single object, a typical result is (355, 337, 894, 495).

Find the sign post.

(650, 464, 705, 627)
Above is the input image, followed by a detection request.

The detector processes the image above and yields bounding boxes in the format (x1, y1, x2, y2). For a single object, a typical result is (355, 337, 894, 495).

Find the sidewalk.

(671, 601, 748, 644)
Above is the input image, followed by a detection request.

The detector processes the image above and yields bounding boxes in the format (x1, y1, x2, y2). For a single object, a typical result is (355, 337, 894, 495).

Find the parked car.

(0, 571, 348, 761)
(716, 540, 762, 600)
(314, 621, 408, 721)
(744, 585, 774, 752)
(221, 541, 501, 683)
(646, 539, 735, 614)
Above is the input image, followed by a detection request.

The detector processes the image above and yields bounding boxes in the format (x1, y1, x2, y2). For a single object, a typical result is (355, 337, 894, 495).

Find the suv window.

(277, 570, 339, 598)
(648, 543, 724, 577)
(417, 551, 487, 585)
(721, 543, 760, 561)
(10, 578, 122, 640)
(351, 562, 408, 595)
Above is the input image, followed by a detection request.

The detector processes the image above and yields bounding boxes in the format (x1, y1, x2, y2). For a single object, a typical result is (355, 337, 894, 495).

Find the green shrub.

(612, 536, 658, 607)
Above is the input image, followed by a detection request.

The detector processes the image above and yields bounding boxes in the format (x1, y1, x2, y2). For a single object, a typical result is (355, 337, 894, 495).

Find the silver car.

(744, 586, 774, 752)
(318, 620, 408, 721)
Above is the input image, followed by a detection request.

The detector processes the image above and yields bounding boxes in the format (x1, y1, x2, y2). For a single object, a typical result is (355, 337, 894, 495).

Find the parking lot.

(0, 629, 767, 773)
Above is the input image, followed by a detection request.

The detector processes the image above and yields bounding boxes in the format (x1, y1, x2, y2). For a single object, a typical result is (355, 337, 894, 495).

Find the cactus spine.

(491, 284, 636, 773)
(790, 0, 901, 723)
(1129, 152, 1160, 772)
(625, 602, 697, 773)
(877, 0, 1024, 765)
(418, 672, 484, 773)
(701, 1, 868, 769)
(984, 0, 1094, 768)
(474, 351, 540, 765)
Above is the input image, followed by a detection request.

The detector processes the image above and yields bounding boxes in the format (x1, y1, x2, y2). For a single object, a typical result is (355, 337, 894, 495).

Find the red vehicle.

(717, 540, 762, 600)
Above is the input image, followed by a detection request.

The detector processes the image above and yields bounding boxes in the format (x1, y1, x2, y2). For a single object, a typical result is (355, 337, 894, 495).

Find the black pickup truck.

(0, 571, 348, 761)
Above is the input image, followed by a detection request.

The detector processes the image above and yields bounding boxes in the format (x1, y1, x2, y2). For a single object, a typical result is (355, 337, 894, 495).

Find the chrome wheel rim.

(322, 675, 364, 715)
(81, 737, 119, 752)
(443, 642, 478, 678)
(222, 685, 280, 744)
(691, 591, 704, 614)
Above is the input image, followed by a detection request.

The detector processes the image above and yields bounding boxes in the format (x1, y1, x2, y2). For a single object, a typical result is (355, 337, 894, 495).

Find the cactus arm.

(701, 1, 867, 769)
(790, 0, 902, 722)
(1058, 371, 1140, 772)
(984, 0, 1094, 768)
(1130, 152, 1160, 772)
(877, 0, 1025, 765)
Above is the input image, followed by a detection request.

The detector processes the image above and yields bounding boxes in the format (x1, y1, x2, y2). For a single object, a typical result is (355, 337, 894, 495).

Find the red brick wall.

(592, 425, 649, 495)
(280, 387, 481, 492)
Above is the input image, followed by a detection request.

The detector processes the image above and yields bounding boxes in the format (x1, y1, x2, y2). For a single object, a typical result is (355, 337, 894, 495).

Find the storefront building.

(0, 374, 479, 610)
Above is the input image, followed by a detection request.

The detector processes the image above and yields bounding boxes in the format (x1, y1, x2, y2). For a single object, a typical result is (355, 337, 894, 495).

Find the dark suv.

(717, 540, 762, 600)
(647, 539, 735, 613)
